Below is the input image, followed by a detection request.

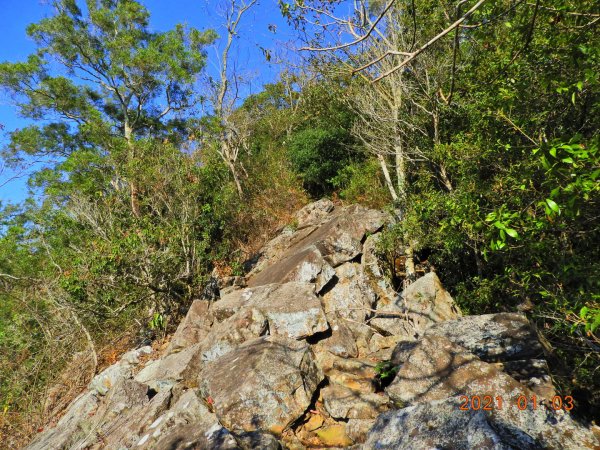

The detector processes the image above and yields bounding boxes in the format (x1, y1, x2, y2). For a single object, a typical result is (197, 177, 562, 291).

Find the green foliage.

(149, 312, 165, 331)
(374, 360, 399, 387)
(241, 73, 359, 198)
(0, 1, 223, 437)
(287, 127, 353, 196)
(331, 158, 389, 208)
(356, 0, 599, 415)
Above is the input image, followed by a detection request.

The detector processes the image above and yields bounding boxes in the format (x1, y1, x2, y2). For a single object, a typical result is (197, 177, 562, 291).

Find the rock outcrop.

(27, 200, 599, 450)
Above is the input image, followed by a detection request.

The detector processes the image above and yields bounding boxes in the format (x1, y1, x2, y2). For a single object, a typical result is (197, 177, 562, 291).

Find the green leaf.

(545, 198, 560, 214)
(505, 228, 519, 239)
(580, 306, 589, 320)
(591, 314, 600, 333)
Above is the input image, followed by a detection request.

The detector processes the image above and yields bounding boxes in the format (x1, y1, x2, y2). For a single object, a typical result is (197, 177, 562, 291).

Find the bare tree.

(206, 0, 259, 196)
(292, 1, 467, 283)
(297, 0, 487, 83)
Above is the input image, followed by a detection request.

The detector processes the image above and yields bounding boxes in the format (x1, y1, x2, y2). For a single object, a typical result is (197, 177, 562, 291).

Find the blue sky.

(0, 0, 295, 205)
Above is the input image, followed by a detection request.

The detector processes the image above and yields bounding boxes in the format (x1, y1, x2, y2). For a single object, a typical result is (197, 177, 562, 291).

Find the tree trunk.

(377, 153, 399, 202)
(439, 163, 453, 192)
(228, 159, 243, 197)
(130, 183, 141, 218)
(393, 108, 406, 202)
(403, 245, 417, 289)
(124, 122, 141, 218)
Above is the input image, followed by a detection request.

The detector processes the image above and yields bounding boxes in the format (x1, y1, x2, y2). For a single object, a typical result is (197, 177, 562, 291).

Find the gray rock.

(492, 359, 555, 399)
(386, 334, 518, 405)
(294, 198, 335, 229)
(199, 336, 324, 435)
(345, 418, 377, 444)
(234, 431, 282, 450)
(92, 381, 172, 449)
(313, 352, 378, 390)
(367, 393, 600, 450)
(88, 346, 152, 396)
(384, 335, 599, 449)
(391, 313, 553, 399)
(245, 225, 318, 281)
(199, 307, 269, 364)
(167, 300, 212, 354)
(140, 389, 240, 449)
(322, 383, 389, 419)
(368, 333, 403, 358)
(211, 282, 329, 341)
(322, 262, 377, 325)
(370, 272, 461, 339)
(247, 246, 336, 291)
(362, 397, 512, 450)
(135, 343, 202, 391)
(26, 391, 99, 450)
(424, 312, 544, 362)
(248, 205, 388, 286)
(41, 378, 169, 450)
(389, 340, 419, 366)
(312, 319, 359, 359)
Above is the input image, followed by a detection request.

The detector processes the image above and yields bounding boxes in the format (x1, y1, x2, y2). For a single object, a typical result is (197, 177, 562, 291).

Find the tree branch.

(299, 0, 396, 52)
(373, 0, 487, 82)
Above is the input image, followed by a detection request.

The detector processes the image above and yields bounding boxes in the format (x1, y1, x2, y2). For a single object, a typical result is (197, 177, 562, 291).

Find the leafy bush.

(331, 158, 389, 209)
(287, 127, 353, 197)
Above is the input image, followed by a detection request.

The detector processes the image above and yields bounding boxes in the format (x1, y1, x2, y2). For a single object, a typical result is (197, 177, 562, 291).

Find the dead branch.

(373, 0, 487, 82)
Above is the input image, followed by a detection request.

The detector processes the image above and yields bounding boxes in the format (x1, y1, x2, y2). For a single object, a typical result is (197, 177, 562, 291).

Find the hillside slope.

(26, 200, 599, 449)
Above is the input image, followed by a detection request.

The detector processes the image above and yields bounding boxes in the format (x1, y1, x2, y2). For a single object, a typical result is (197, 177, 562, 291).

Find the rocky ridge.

(27, 200, 600, 449)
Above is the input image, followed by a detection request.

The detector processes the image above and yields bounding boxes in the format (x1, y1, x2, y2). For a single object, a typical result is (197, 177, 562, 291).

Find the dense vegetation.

(0, 0, 598, 444)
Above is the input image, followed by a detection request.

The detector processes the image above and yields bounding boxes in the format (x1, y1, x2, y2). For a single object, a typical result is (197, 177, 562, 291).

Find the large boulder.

(294, 198, 335, 229)
(367, 393, 600, 450)
(137, 390, 240, 449)
(386, 334, 525, 405)
(26, 391, 99, 450)
(199, 336, 324, 435)
(423, 313, 553, 398)
(210, 282, 329, 340)
(370, 272, 461, 339)
(88, 345, 152, 396)
(385, 334, 599, 449)
(166, 300, 213, 354)
(28, 378, 171, 450)
(366, 395, 600, 449)
(322, 262, 377, 325)
(135, 343, 203, 392)
(424, 312, 544, 362)
(82, 379, 171, 449)
(246, 246, 336, 293)
(363, 397, 511, 450)
(248, 205, 388, 287)
(199, 307, 269, 364)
